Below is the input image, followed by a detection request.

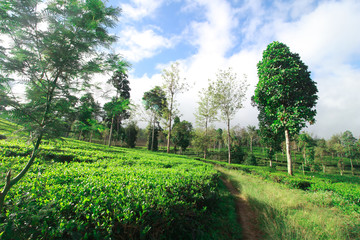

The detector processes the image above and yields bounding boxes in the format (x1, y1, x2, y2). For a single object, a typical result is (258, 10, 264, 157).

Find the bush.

(244, 154, 257, 166)
(125, 122, 138, 148)
(231, 145, 245, 163)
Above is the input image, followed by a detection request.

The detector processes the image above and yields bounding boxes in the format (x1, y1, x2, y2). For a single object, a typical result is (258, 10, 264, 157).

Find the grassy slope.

(0, 118, 241, 239)
(218, 167, 360, 240)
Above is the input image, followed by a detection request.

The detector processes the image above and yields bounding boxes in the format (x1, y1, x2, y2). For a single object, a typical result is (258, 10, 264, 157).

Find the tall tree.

(76, 93, 100, 140)
(210, 68, 248, 164)
(253, 41, 318, 175)
(142, 86, 167, 151)
(315, 138, 328, 173)
(124, 121, 138, 148)
(106, 61, 131, 146)
(215, 128, 223, 151)
(341, 130, 357, 175)
(247, 125, 257, 153)
(194, 85, 218, 158)
(171, 117, 193, 154)
(104, 97, 130, 146)
(161, 62, 188, 153)
(0, 0, 122, 211)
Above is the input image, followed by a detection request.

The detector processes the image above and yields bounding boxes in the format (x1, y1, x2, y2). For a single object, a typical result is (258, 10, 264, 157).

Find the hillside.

(0, 118, 240, 239)
(1, 118, 359, 239)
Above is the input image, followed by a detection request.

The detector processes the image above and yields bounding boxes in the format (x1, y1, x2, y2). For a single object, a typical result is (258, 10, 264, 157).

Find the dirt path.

(221, 177, 262, 240)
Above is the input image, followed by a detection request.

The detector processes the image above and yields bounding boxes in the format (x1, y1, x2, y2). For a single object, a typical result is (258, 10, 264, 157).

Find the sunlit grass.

(218, 167, 360, 240)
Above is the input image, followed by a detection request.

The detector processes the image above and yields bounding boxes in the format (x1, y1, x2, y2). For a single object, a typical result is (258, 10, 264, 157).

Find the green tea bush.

(244, 154, 257, 166)
(0, 139, 221, 239)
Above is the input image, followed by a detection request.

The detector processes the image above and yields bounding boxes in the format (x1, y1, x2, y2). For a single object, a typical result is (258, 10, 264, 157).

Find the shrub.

(231, 145, 245, 164)
(244, 154, 257, 166)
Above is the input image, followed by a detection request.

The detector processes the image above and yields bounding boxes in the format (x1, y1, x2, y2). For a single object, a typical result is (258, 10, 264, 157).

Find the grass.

(218, 166, 360, 240)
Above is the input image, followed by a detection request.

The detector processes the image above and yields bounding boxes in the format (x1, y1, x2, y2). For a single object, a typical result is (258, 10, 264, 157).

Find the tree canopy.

(161, 62, 188, 153)
(210, 67, 248, 163)
(253, 41, 318, 175)
(0, 0, 123, 211)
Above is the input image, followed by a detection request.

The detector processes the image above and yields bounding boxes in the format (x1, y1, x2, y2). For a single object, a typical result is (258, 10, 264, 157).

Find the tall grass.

(218, 167, 360, 240)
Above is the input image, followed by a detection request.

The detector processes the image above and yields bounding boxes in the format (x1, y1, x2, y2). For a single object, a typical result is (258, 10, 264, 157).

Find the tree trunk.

(350, 158, 354, 176)
(108, 116, 114, 147)
(204, 119, 208, 159)
(166, 114, 171, 153)
(227, 118, 231, 164)
(293, 149, 297, 172)
(302, 162, 305, 175)
(166, 97, 173, 153)
(151, 116, 155, 151)
(0, 74, 60, 211)
(250, 136, 253, 153)
(0, 133, 43, 211)
(89, 131, 93, 143)
(284, 128, 293, 175)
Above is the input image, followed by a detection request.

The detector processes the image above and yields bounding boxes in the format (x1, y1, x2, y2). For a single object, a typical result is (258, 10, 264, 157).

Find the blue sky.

(102, 0, 360, 139)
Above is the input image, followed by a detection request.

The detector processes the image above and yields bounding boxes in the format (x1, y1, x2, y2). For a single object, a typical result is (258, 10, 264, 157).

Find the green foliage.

(195, 85, 218, 128)
(147, 125, 159, 151)
(219, 167, 360, 240)
(142, 86, 167, 115)
(230, 145, 245, 164)
(104, 98, 130, 119)
(0, 0, 124, 211)
(161, 62, 188, 153)
(199, 158, 360, 213)
(124, 122, 138, 148)
(0, 137, 222, 239)
(254, 41, 318, 175)
(0, 0, 121, 140)
(341, 130, 357, 159)
(244, 154, 257, 166)
(171, 117, 193, 153)
(192, 128, 212, 156)
(254, 41, 318, 135)
(209, 67, 248, 163)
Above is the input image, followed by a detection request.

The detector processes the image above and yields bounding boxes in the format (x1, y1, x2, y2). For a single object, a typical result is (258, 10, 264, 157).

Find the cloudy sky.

(106, 0, 360, 139)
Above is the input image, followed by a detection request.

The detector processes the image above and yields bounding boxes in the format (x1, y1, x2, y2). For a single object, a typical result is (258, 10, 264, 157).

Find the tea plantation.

(0, 120, 240, 239)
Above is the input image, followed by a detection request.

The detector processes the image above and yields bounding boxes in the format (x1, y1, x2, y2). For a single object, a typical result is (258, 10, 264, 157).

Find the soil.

(221, 177, 262, 240)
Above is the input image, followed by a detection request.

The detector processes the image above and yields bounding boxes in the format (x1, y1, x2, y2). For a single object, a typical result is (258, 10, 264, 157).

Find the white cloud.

(120, 0, 165, 21)
(122, 0, 360, 138)
(117, 26, 175, 62)
(272, 0, 360, 138)
(276, 0, 360, 66)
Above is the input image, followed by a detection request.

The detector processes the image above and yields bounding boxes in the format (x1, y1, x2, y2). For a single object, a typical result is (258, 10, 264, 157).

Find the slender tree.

(106, 62, 131, 146)
(194, 85, 218, 158)
(254, 41, 318, 175)
(211, 68, 248, 164)
(76, 93, 101, 140)
(341, 130, 357, 175)
(0, 0, 122, 211)
(124, 121, 138, 148)
(247, 125, 257, 153)
(161, 62, 188, 153)
(104, 97, 130, 146)
(142, 86, 167, 151)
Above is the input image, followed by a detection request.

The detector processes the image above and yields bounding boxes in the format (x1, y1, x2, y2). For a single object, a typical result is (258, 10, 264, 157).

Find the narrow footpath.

(221, 177, 262, 240)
